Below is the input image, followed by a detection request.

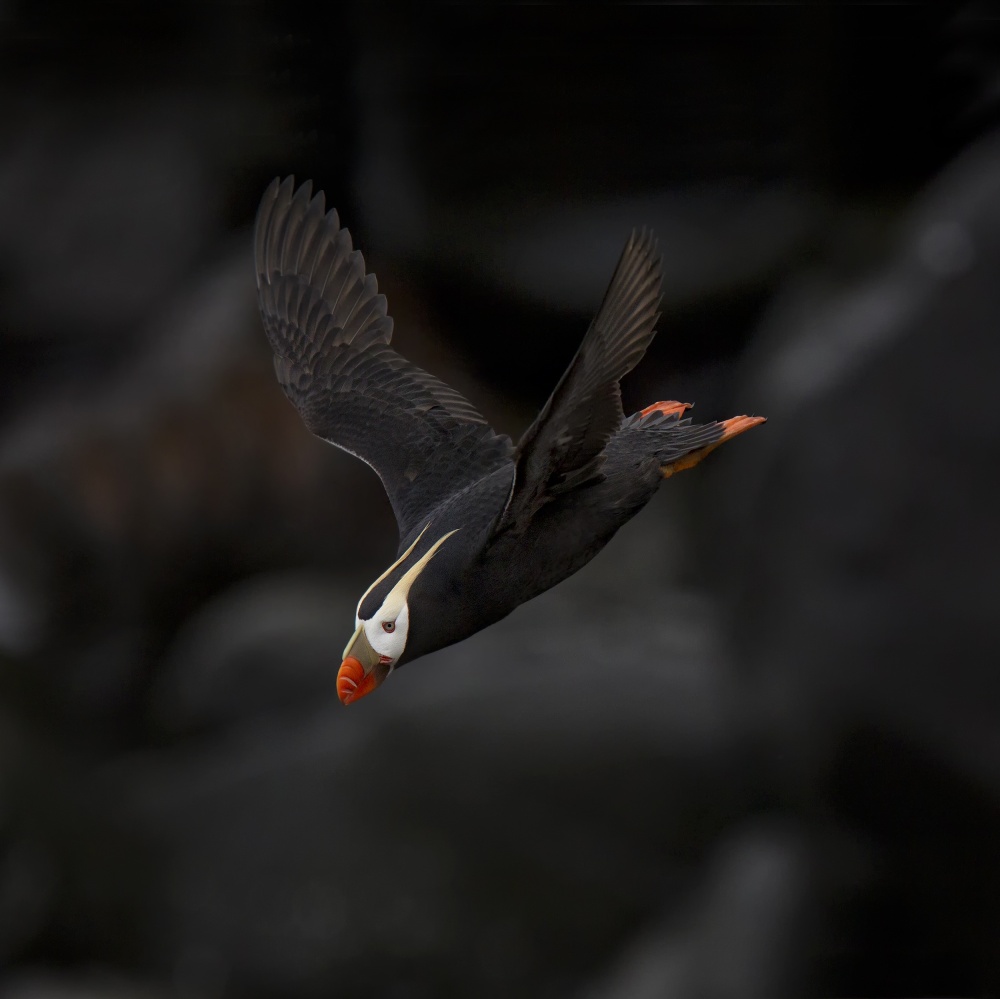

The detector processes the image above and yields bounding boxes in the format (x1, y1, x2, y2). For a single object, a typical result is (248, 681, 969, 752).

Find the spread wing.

(255, 177, 513, 543)
(497, 229, 662, 534)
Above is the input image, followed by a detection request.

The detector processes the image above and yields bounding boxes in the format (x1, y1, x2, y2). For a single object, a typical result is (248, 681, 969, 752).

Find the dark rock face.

(708, 130, 1000, 995)
(581, 818, 815, 999)
(42, 511, 744, 999)
(0, 973, 166, 999)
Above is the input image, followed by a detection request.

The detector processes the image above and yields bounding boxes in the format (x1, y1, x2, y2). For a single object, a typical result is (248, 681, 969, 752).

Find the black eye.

(382, 620, 395, 633)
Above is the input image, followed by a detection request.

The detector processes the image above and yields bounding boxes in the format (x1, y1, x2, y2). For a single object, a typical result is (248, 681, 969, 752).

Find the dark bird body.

(254, 177, 765, 703)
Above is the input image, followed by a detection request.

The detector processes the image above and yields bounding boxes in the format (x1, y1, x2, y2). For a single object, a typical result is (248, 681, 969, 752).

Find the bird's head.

(338, 526, 459, 705)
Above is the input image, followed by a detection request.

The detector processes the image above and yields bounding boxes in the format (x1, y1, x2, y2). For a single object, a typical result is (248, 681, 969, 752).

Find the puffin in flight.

(254, 177, 765, 705)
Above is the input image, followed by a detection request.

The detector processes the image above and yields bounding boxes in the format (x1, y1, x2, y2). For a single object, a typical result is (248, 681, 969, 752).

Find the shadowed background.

(1, 4, 999, 998)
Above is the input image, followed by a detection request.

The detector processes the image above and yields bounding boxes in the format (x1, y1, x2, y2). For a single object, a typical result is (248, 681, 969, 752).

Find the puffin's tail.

(625, 400, 766, 478)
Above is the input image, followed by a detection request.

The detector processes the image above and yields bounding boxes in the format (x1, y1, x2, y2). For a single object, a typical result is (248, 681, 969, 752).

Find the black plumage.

(254, 177, 513, 541)
(254, 177, 765, 704)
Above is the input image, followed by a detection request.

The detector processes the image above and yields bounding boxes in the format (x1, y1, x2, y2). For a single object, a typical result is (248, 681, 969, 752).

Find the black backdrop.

(0, 5, 998, 998)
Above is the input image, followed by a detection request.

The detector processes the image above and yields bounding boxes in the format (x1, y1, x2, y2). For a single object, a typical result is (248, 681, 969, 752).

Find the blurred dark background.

(1, 4, 999, 997)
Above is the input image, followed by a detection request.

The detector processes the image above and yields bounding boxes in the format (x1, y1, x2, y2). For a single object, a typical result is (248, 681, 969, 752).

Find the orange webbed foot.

(640, 400, 694, 420)
(661, 415, 766, 478)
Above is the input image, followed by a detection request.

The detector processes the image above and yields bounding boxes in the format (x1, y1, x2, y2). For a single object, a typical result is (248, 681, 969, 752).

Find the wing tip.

(256, 175, 343, 283)
(626, 225, 659, 258)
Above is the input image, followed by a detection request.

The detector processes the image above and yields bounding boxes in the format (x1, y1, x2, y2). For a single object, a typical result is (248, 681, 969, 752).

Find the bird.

(254, 177, 765, 705)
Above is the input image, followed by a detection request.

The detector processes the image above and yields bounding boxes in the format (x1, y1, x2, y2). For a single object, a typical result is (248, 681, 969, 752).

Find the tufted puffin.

(254, 177, 765, 705)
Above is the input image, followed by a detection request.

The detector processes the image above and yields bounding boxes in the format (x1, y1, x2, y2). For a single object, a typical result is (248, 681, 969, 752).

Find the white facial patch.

(363, 601, 410, 662)
(352, 527, 460, 665)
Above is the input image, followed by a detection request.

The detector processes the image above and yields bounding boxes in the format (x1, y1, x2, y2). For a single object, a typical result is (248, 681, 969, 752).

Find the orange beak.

(337, 623, 393, 705)
(337, 656, 384, 705)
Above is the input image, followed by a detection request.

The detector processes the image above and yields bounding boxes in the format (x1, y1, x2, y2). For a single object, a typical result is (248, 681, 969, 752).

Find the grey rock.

(66, 510, 741, 997)
(700, 128, 1000, 994)
(0, 100, 217, 341)
(580, 819, 813, 999)
(0, 241, 389, 725)
(150, 572, 359, 736)
(715, 127, 1000, 790)
(0, 972, 165, 999)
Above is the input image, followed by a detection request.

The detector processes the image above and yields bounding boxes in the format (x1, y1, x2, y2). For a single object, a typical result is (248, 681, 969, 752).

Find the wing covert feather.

(255, 177, 513, 541)
(498, 229, 663, 534)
